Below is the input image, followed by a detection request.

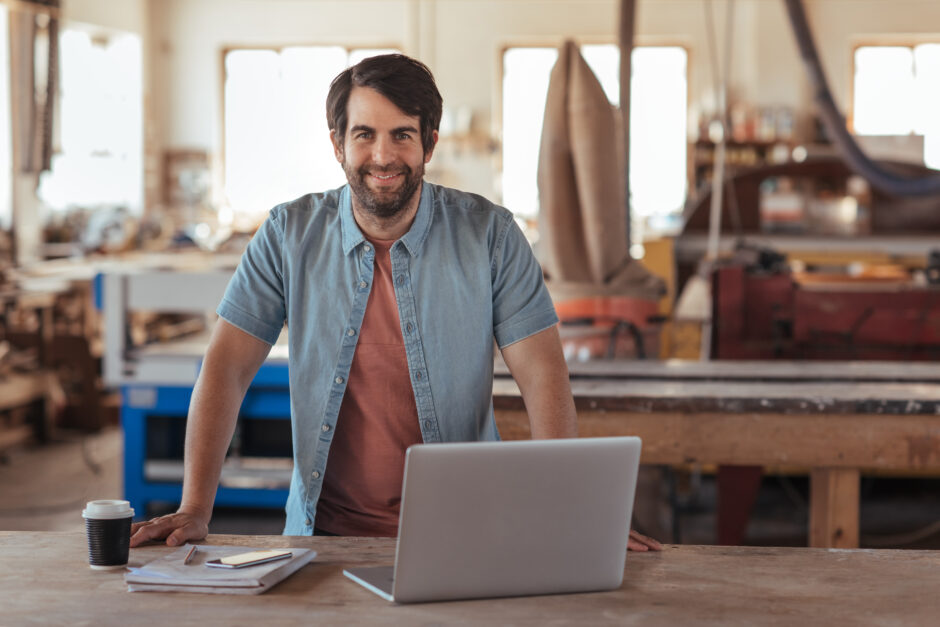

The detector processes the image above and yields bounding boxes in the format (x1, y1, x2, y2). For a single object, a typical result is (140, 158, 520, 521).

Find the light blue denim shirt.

(217, 182, 558, 534)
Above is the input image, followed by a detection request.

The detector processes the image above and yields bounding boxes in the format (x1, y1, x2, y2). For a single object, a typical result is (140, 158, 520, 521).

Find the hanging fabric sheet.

(537, 40, 663, 302)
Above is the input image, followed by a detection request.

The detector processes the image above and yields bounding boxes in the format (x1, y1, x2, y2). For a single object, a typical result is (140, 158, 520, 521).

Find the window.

(223, 46, 398, 220)
(38, 28, 143, 213)
(501, 44, 688, 237)
(853, 44, 940, 170)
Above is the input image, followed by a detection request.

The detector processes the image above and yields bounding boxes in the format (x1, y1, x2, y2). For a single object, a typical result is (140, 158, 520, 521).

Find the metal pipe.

(784, 0, 940, 197)
(705, 0, 735, 262)
(619, 0, 635, 252)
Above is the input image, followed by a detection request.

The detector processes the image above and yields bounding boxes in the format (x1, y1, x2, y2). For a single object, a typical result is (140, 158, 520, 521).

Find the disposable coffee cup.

(82, 500, 134, 570)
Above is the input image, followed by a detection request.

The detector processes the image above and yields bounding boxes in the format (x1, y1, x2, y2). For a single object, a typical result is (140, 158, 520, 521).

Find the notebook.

(126, 544, 317, 594)
(344, 436, 642, 603)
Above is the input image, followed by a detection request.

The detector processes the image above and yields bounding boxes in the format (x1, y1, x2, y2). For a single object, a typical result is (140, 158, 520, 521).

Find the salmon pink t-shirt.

(315, 238, 423, 536)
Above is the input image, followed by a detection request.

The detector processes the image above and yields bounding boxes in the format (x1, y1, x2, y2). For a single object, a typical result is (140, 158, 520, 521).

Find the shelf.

(145, 457, 292, 490)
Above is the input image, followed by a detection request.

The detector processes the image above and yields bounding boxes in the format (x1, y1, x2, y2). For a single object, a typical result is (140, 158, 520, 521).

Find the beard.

(343, 159, 424, 219)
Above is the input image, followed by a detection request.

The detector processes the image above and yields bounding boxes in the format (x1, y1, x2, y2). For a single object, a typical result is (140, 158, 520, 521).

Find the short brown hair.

(326, 54, 443, 155)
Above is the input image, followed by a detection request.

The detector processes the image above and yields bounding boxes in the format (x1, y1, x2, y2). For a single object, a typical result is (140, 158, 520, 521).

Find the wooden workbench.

(493, 360, 940, 549)
(1, 532, 936, 625)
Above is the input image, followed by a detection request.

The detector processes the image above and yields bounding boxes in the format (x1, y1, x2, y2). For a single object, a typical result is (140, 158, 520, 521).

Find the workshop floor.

(1, 426, 938, 548)
(0, 427, 285, 536)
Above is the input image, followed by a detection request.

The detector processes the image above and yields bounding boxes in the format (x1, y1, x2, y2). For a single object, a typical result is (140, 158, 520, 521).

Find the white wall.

(64, 0, 148, 33)
(150, 0, 412, 149)
(105, 0, 940, 209)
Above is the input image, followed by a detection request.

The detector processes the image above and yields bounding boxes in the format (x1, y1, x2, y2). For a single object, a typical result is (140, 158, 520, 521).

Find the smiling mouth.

(370, 172, 401, 180)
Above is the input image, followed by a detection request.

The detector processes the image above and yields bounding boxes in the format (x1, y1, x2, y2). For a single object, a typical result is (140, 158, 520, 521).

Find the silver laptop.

(343, 436, 642, 603)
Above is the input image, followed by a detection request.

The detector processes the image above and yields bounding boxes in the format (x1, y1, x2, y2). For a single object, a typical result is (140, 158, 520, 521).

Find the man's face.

(331, 86, 437, 219)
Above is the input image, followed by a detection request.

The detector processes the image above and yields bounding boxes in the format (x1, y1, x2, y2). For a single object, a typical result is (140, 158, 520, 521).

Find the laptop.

(343, 436, 642, 603)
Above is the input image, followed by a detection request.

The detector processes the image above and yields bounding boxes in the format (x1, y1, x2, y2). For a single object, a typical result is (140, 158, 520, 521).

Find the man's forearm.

(178, 370, 245, 518)
(178, 321, 271, 519)
(500, 326, 578, 439)
(130, 321, 272, 547)
(521, 367, 578, 439)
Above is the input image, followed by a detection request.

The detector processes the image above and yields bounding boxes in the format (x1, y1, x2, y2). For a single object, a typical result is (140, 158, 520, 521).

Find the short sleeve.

(491, 216, 559, 348)
(216, 211, 287, 345)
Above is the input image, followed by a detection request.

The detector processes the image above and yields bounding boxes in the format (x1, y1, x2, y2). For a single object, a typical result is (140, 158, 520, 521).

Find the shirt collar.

(340, 182, 434, 257)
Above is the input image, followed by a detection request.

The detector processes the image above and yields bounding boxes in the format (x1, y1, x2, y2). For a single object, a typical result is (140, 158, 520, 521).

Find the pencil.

(183, 545, 197, 565)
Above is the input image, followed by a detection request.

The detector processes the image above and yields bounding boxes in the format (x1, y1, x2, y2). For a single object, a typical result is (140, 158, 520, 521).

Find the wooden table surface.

(492, 360, 940, 549)
(2, 532, 937, 626)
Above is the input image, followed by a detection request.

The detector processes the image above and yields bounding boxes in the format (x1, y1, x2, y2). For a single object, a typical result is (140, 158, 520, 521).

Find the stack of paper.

(126, 545, 317, 595)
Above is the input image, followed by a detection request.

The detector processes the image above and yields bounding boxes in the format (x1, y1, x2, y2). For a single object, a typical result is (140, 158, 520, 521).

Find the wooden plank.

(495, 376, 940, 415)
(675, 233, 940, 262)
(495, 357, 940, 382)
(494, 408, 940, 470)
(0, 373, 49, 411)
(2, 532, 939, 624)
(0, 424, 33, 450)
(809, 468, 861, 548)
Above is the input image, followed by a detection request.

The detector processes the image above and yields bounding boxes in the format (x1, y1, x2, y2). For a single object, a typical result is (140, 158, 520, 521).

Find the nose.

(371, 136, 395, 167)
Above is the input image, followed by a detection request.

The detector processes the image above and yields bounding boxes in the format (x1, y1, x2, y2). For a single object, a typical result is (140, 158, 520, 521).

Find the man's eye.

(396, 132, 411, 140)
(356, 132, 372, 140)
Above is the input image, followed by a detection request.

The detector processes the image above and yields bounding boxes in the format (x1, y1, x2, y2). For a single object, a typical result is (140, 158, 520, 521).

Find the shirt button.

(322, 424, 331, 432)
(335, 376, 344, 384)
(424, 420, 432, 430)
(406, 322, 413, 333)
(304, 518, 312, 527)
(312, 471, 320, 479)
(415, 371, 423, 380)
(346, 328, 356, 336)
(364, 244, 372, 252)
(396, 275, 404, 286)
(359, 280, 368, 288)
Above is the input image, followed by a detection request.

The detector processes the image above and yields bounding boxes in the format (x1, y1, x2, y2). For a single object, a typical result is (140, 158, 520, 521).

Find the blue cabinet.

(121, 363, 292, 517)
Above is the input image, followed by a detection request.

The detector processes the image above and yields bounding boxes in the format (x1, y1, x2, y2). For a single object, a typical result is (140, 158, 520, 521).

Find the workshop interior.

(0, 0, 938, 550)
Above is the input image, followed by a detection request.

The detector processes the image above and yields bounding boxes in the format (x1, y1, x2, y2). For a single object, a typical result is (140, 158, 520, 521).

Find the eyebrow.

(349, 124, 419, 135)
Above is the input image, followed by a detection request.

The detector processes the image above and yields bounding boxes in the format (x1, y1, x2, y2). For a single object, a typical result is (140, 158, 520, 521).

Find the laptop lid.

(388, 436, 642, 603)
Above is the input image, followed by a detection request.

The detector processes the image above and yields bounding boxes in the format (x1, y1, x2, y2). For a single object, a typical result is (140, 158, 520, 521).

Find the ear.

(424, 130, 439, 164)
(330, 129, 344, 163)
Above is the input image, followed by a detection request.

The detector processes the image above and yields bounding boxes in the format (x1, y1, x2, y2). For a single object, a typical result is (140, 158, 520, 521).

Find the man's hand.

(127, 321, 272, 549)
(129, 510, 210, 547)
(628, 529, 663, 552)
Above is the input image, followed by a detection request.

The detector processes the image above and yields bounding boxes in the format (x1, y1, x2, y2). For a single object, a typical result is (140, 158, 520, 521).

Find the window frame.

(849, 37, 940, 134)
(37, 23, 145, 215)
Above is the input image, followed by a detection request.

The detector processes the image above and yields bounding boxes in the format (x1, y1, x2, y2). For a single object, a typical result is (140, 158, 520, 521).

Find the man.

(130, 54, 660, 551)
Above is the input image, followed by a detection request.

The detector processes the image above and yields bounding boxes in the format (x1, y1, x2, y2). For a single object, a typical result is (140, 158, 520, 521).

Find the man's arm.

(129, 319, 272, 547)
(499, 325, 662, 551)
(499, 325, 577, 439)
